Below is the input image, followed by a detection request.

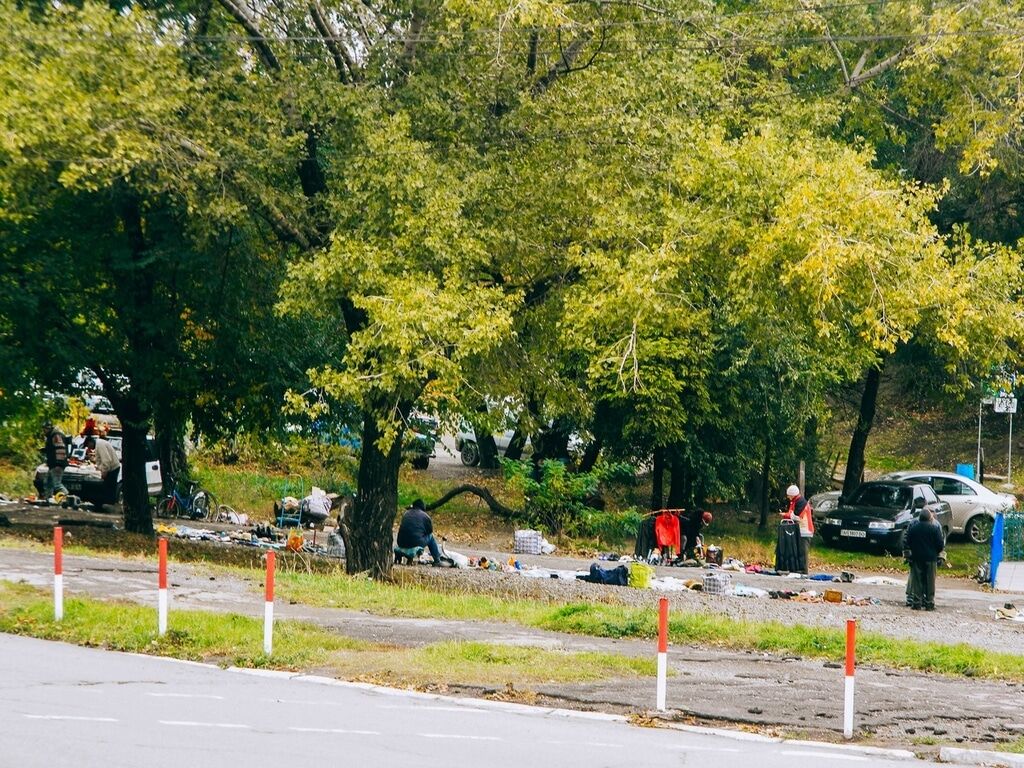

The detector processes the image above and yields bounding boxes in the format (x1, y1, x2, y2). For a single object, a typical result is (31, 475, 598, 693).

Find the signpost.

(994, 394, 1017, 485)
(979, 377, 1018, 487)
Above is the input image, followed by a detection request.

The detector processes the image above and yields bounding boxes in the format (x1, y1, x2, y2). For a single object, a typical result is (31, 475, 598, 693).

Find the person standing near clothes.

(395, 499, 442, 566)
(783, 484, 814, 574)
(681, 509, 713, 559)
(84, 435, 120, 504)
(41, 422, 69, 501)
(904, 508, 945, 611)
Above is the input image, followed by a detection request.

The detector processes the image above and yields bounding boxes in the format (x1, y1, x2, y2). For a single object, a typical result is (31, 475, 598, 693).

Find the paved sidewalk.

(1, 546, 1022, 749)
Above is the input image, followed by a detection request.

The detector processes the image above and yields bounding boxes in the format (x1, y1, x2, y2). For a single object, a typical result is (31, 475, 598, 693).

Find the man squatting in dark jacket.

(395, 499, 442, 566)
(904, 508, 945, 611)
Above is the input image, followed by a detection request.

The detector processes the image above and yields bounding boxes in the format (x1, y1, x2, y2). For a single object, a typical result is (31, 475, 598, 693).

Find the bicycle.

(155, 475, 218, 521)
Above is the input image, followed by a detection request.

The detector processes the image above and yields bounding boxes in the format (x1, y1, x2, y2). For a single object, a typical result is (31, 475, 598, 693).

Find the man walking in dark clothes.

(904, 508, 945, 611)
(395, 499, 442, 565)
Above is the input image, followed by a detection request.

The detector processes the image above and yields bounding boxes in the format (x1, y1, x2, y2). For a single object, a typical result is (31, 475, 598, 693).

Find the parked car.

(816, 480, 952, 554)
(406, 414, 438, 470)
(878, 471, 1018, 544)
(34, 434, 162, 506)
(810, 489, 842, 524)
(812, 471, 1017, 544)
(456, 427, 525, 467)
(83, 394, 121, 433)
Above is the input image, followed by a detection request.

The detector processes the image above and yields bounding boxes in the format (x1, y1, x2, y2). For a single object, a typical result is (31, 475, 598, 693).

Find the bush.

(502, 459, 637, 540)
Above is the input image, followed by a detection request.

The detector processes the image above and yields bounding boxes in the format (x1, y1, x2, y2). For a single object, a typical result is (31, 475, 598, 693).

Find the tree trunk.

(155, 409, 188, 493)
(650, 446, 665, 510)
(345, 409, 406, 579)
(504, 426, 528, 462)
(667, 447, 687, 509)
(842, 365, 882, 497)
(758, 440, 771, 531)
(477, 429, 500, 469)
(120, 414, 154, 536)
(578, 435, 603, 473)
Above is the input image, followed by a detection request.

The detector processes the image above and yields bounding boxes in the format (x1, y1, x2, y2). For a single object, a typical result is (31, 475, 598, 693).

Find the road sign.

(994, 396, 1018, 414)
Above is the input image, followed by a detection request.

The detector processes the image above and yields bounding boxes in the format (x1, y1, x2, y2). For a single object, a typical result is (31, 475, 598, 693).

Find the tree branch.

(848, 45, 912, 89)
(215, 0, 281, 71)
(532, 30, 594, 95)
(398, 4, 425, 78)
(799, 0, 848, 85)
(309, 1, 358, 83)
(426, 484, 518, 519)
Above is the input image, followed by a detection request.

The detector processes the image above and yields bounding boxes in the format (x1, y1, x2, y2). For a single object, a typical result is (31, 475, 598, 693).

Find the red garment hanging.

(653, 511, 681, 550)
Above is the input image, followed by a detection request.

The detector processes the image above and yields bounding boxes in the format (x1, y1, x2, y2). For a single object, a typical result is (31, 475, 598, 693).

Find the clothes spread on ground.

(577, 563, 630, 586)
(654, 511, 681, 551)
(396, 506, 434, 549)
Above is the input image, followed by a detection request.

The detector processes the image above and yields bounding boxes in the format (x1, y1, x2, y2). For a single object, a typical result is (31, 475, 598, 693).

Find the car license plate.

(840, 529, 866, 538)
(66, 480, 82, 491)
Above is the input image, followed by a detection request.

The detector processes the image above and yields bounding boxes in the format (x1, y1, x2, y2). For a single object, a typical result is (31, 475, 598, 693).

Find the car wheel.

(411, 456, 429, 470)
(460, 440, 480, 467)
(965, 515, 993, 545)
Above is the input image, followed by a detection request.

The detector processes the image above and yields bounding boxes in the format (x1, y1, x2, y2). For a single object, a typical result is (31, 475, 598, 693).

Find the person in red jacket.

(783, 484, 814, 574)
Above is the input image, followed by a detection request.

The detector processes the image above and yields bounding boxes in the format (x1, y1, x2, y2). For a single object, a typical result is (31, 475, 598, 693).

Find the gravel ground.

(2, 497, 1021, 655)
(401, 548, 1024, 655)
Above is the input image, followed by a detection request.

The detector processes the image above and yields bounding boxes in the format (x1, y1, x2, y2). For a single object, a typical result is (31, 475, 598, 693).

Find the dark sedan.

(817, 480, 951, 554)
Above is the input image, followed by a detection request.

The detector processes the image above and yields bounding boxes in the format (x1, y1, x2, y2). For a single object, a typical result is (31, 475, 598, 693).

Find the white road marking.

(159, 721, 251, 729)
(24, 715, 118, 723)
(147, 693, 224, 700)
(668, 745, 741, 753)
(539, 739, 623, 748)
(418, 734, 503, 741)
(378, 705, 491, 713)
(781, 750, 867, 762)
(288, 727, 381, 735)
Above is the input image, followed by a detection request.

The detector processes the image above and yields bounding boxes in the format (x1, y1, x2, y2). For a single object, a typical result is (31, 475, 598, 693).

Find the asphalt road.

(0, 633, 933, 768)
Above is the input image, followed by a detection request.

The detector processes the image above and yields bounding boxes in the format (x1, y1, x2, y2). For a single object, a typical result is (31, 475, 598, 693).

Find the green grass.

(0, 581, 655, 686)
(998, 736, 1024, 754)
(0, 460, 35, 498)
(273, 569, 1024, 682)
(0, 580, 365, 668)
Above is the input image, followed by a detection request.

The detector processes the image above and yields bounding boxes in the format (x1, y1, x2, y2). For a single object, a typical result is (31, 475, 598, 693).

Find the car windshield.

(850, 484, 910, 510)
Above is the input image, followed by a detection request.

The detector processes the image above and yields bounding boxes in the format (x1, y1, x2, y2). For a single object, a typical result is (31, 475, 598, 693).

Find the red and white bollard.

(263, 551, 275, 655)
(158, 538, 168, 636)
(656, 597, 668, 711)
(54, 526, 63, 622)
(844, 618, 856, 739)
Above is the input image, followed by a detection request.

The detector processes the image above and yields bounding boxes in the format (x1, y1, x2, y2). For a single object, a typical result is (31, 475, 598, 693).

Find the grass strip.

(276, 571, 1024, 682)
(0, 581, 654, 686)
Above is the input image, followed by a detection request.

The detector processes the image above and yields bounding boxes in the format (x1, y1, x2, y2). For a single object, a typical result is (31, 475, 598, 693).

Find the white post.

(844, 619, 856, 739)
(1008, 412, 1013, 486)
(977, 398, 983, 481)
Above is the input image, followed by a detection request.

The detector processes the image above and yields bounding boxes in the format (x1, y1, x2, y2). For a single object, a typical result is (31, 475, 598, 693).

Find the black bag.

(775, 519, 803, 573)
